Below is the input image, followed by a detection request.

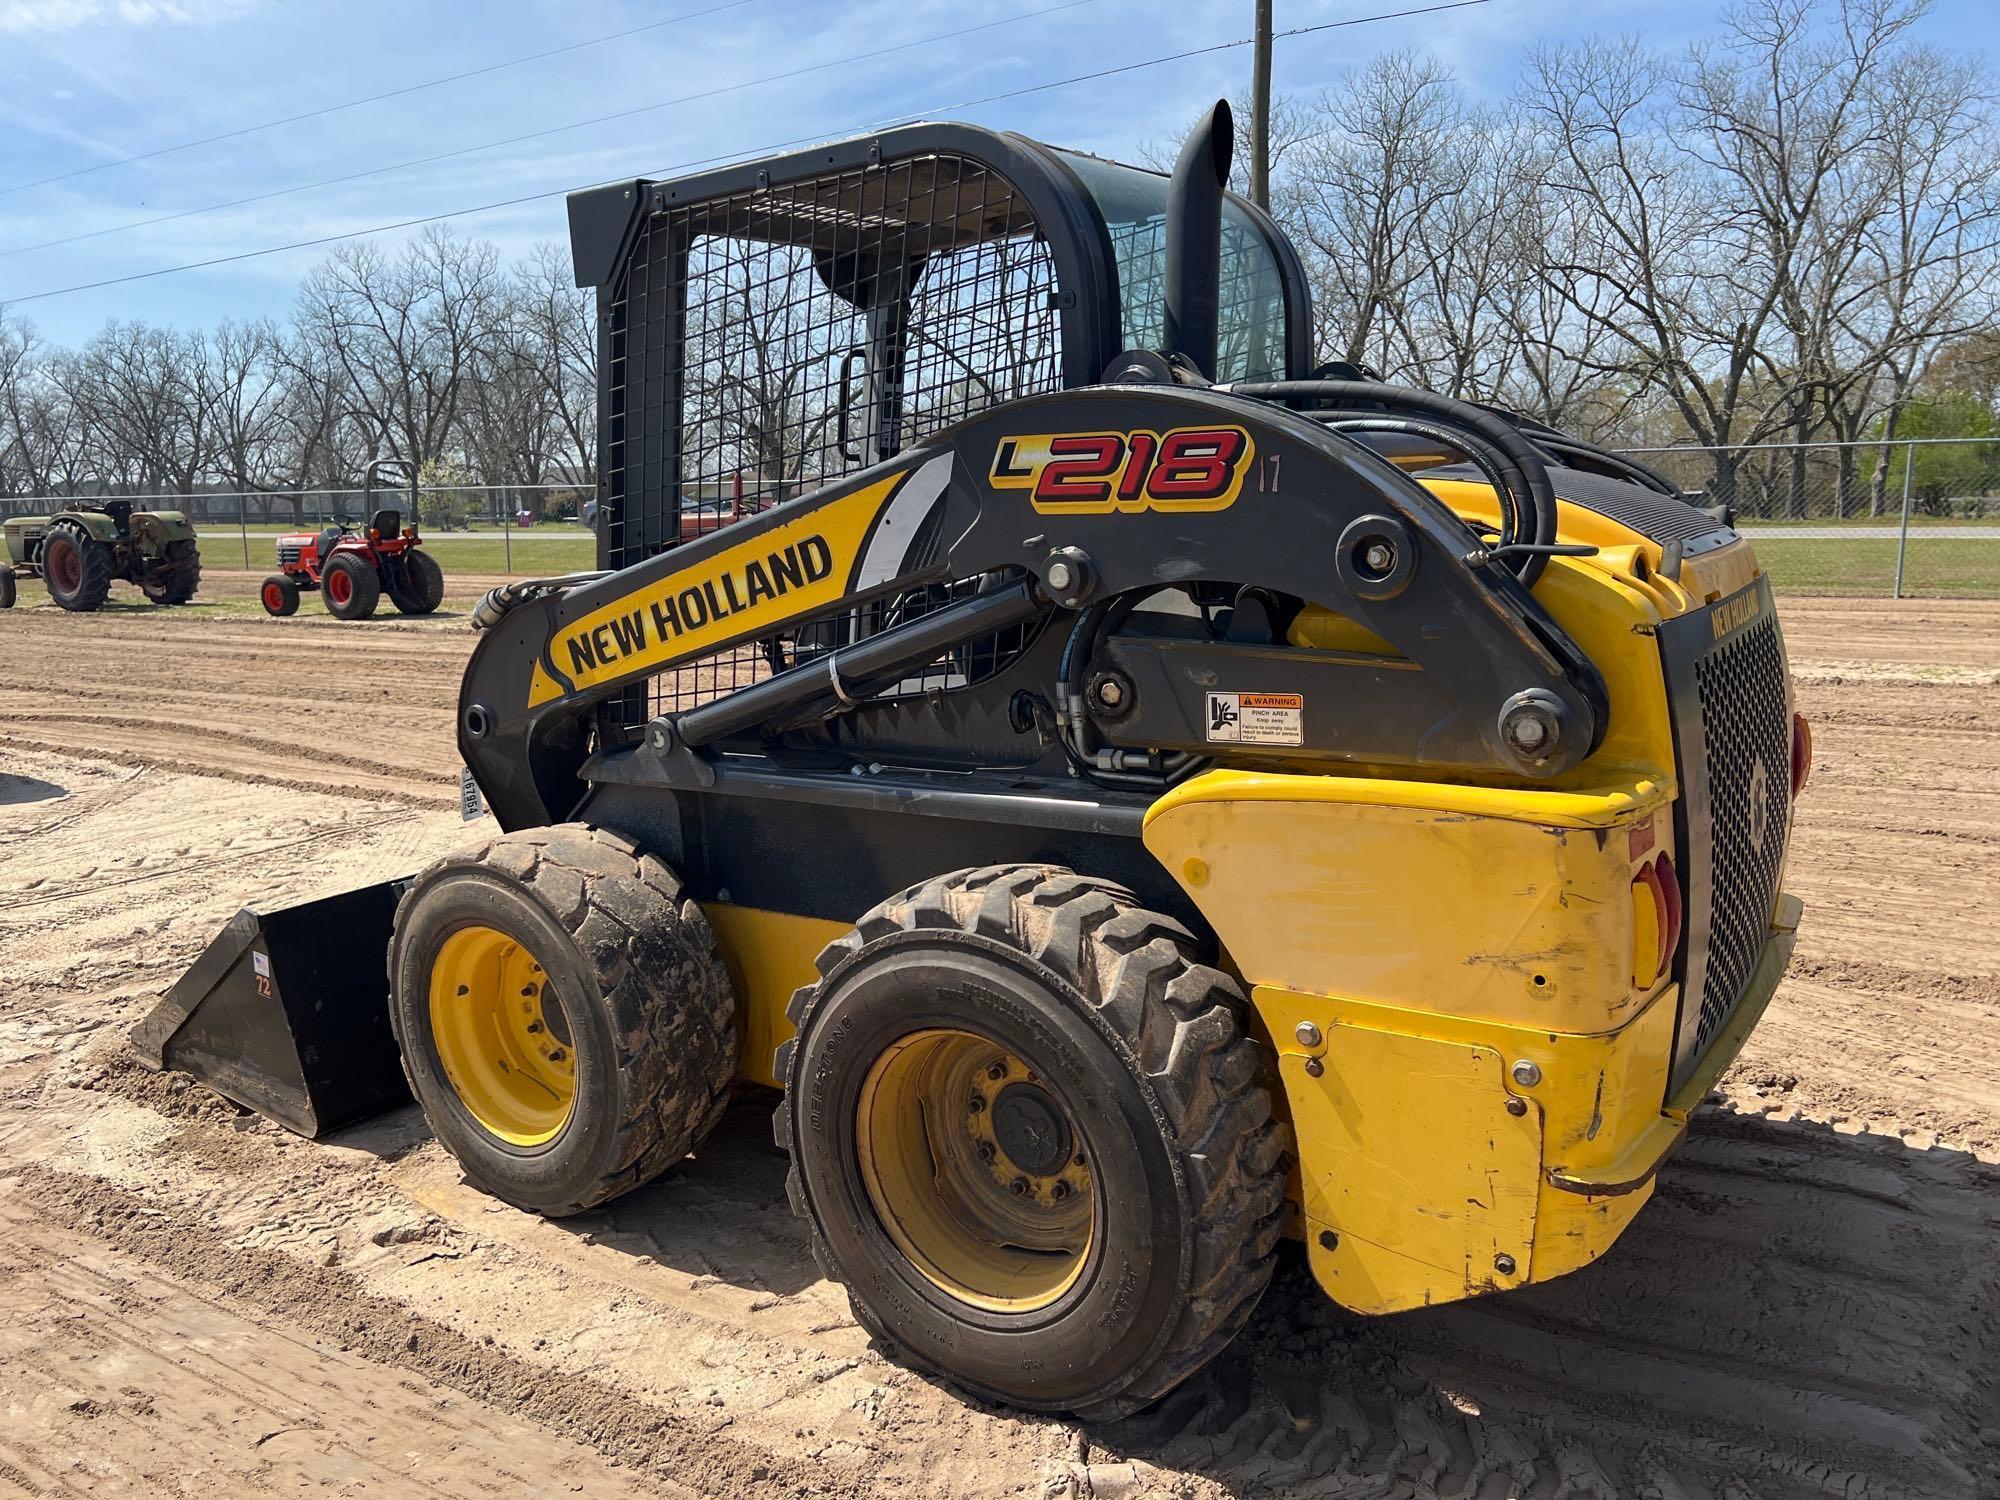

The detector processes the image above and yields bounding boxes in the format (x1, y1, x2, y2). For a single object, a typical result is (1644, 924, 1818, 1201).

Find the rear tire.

(142, 538, 201, 604)
(0, 570, 14, 609)
(41, 523, 112, 611)
(388, 824, 738, 1217)
(323, 552, 380, 620)
(261, 574, 300, 616)
(390, 547, 445, 615)
(777, 863, 1289, 1418)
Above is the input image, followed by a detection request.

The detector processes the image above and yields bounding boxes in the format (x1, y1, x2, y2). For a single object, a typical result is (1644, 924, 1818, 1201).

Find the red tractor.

(261, 460, 444, 620)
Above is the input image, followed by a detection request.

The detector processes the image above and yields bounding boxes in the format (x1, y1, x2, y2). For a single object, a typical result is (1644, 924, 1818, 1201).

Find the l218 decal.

(990, 426, 1255, 514)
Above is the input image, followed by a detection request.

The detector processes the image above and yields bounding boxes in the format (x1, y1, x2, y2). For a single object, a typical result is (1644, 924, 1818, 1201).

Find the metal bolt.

(1050, 1180, 1071, 1201)
(1010, 1177, 1030, 1196)
(1093, 676, 1126, 708)
(987, 1062, 1007, 1081)
(1505, 1097, 1528, 1117)
(1294, 1021, 1322, 1048)
(1363, 542, 1394, 574)
(1304, 1057, 1324, 1078)
(1510, 714, 1548, 750)
(1045, 560, 1074, 591)
(1511, 1059, 1543, 1088)
(1494, 1253, 1517, 1276)
(967, 1094, 986, 1113)
(1318, 1230, 1338, 1251)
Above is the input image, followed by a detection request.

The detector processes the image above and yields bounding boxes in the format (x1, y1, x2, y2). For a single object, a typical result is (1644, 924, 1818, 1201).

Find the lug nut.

(976, 1141, 996, 1161)
(1050, 1181, 1071, 1201)
(1010, 1177, 1030, 1196)
(548, 1048, 566, 1063)
(987, 1062, 1007, 1081)
(1073, 1153, 1087, 1168)
(526, 1020, 543, 1034)
(968, 1094, 986, 1113)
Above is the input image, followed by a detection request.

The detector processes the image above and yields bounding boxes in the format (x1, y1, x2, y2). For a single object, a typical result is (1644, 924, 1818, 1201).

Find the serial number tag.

(1206, 692, 1303, 746)
(459, 767, 485, 821)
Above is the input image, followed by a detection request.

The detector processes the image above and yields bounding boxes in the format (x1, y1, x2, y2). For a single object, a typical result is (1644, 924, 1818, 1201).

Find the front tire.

(388, 825, 737, 1217)
(777, 864, 1289, 1418)
(389, 548, 444, 615)
(323, 552, 380, 619)
(41, 523, 112, 611)
(0, 570, 14, 609)
(260, 574, 300, 616)
(141, 538, 202, 604)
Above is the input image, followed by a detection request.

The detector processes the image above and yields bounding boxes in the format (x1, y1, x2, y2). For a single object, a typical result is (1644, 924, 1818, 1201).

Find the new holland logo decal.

(990, 425, 1255, 514)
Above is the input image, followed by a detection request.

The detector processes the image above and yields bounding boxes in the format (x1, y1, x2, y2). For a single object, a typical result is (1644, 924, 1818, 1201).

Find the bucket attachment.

(133, 882, 412, 1137)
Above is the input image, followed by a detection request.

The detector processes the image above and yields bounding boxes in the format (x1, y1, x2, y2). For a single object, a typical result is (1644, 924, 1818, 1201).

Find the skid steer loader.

(143, 103, 1807, 1418)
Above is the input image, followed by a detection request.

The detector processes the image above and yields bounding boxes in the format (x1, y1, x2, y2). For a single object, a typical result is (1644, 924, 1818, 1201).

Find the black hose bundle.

(1222, 379, 1562, 588)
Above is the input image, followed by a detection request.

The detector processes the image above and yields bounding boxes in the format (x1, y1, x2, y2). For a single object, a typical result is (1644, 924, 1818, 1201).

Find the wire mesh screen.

(596, 153, 1066, 741)
(601, 152, 1065, 578)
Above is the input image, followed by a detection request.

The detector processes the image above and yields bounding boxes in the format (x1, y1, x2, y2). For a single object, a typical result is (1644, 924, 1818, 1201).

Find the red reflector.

(1655, 851, 1683, 973)
(1791, 712, 1812, 797)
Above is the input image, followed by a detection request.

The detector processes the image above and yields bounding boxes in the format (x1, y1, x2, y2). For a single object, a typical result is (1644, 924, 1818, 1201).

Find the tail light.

(1631, 851, 1684, 990)
(1791, 711, 1812, 797)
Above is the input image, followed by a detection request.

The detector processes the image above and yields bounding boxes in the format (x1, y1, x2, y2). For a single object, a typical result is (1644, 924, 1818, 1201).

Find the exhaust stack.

(1163, 99, 1235, 381)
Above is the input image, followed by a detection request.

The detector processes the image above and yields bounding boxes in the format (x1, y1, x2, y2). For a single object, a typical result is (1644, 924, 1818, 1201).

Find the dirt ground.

(1, 574, 1996, 1498)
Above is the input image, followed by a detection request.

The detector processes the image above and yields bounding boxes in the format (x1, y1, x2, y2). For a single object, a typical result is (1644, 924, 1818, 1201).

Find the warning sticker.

(1205, 692, 1304, 746)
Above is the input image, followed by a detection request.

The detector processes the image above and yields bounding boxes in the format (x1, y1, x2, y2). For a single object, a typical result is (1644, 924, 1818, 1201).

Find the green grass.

(1746, 537, 2000, 597)
(202, 530, 597, 574)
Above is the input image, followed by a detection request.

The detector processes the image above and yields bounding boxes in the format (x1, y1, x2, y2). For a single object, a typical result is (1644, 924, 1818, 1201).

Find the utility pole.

(1250, 0, 1273, 209)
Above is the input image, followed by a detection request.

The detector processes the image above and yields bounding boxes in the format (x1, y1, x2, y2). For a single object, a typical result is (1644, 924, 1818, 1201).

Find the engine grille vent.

(1688, 612, 1792, 1054)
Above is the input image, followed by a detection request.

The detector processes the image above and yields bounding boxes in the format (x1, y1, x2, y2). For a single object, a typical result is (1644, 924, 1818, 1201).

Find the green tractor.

(0, 500, 202, 611)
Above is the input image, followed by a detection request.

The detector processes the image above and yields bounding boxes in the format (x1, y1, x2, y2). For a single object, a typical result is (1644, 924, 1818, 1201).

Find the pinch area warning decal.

(1206, 692, 1304, 746)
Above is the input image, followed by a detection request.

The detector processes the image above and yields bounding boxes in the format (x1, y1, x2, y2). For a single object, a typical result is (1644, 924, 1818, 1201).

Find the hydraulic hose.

(1221, 379, 1561, 588)
(1318, 415, 1524, 556)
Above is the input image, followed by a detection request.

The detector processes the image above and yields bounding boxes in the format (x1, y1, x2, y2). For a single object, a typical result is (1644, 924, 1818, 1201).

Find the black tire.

(389, 547, 445, 615)
(141, 538, 202, 604)
(260, 574, 300, 617)
(322, 551, 380, 620)
(41, 522, 112, 611)
(388, 824, 738, 1217)
(776, 863, 1289, 1419)
(0, 570, 14, 609)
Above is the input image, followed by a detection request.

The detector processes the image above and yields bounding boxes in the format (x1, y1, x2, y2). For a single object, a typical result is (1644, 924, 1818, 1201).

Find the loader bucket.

(133, 881, 412, 1137)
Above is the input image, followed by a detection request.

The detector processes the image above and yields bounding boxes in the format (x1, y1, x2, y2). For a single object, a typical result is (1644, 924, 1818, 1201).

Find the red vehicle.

(261, 461, 445, 620)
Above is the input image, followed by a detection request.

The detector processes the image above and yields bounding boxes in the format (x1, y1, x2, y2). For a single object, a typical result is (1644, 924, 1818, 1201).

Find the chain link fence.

(4, 439, 1996, 597)
(1611, 437, 2000, 599)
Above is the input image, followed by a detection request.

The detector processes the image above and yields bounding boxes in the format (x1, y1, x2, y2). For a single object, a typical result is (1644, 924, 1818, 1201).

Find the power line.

(0, 0, 767, 198)
(1, 0, 1490, 307)
(0, 0, 1101, 262)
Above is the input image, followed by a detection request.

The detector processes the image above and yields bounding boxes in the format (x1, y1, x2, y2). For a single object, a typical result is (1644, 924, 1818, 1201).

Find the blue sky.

(1, 0, 1994, 344)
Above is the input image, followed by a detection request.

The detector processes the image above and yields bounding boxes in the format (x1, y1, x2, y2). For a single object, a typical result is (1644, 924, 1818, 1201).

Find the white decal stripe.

(854, 453, 953, 592)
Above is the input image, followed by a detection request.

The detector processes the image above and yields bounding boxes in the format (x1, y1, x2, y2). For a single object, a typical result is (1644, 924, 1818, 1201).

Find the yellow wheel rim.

(428, 924, 576, 1147)
(854, 1029, 1093, 1313)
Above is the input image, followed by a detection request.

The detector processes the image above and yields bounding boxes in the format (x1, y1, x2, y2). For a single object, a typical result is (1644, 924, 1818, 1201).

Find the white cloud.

(1, 0, 256, 32)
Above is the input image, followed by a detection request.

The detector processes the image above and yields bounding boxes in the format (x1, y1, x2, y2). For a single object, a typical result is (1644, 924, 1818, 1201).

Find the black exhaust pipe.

(1164, 99, 1234, 380)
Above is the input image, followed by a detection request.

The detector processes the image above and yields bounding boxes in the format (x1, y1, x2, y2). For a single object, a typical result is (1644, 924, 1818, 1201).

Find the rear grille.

(1687, 611, 1792, 1054)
